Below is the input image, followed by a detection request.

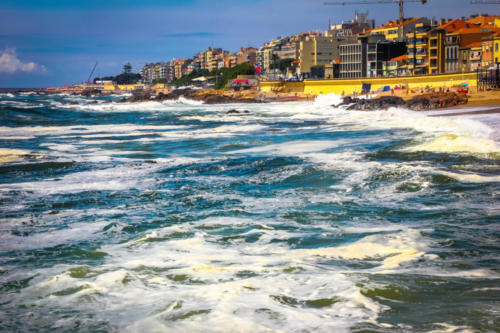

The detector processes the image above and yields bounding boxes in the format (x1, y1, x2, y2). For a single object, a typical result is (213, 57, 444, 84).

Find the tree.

(270, 54, 280, 72)
(214, 62, 255, 90)
(123, 62, 132, 74)
(93, 72, 141, 85)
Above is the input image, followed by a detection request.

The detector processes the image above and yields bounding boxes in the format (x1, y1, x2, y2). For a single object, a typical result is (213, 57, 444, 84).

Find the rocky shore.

(118, 89, 269, 104)
(336, 92, 468, 111)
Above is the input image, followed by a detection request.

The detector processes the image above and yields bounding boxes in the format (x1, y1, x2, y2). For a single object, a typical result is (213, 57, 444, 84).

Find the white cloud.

(0, 48, 47, 74)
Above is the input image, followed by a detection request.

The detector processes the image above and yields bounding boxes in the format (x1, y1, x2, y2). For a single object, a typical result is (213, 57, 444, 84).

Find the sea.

(0, 91, 499, 333)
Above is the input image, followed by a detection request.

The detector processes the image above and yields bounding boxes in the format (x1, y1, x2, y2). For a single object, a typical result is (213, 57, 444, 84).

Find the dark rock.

(69, 101, 79, 105)
(87, 101, 98, 105)
(227, 109, 240, 114)
(337, 92, 466, 111)
(81, 89, 101, 97)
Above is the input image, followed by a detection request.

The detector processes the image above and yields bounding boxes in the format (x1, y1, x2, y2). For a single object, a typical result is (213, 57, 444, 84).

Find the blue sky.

(0, 0, 498, 87)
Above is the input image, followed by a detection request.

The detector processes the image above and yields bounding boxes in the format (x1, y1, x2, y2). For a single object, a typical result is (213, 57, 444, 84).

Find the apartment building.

(257, 38, 285, 72)
(298, 35, 343, 77)
(237, 47, 257, 65)
(140, 61, 175, 84)
(369, 17, 429, 41)
(326, 11, 375, 37)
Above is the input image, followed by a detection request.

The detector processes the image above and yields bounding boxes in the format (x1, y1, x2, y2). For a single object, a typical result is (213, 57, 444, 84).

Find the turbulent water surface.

(0, 92, 499, 332)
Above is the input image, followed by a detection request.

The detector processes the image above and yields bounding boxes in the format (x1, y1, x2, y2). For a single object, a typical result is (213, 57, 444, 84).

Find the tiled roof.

(372, 17, 421, 31)
(467, 16, 500, 27)
(438, 19, 468, 33)
(390, 54, 408, 62)
(461, 41, 482, 48)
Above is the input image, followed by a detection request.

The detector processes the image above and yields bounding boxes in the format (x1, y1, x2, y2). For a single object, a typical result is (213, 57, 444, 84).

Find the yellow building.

(496, 19, 500, 64)
(407, 23, 439, 75)
(298, 35, 338, 76)
(428, 27, 445, 74)
(370, 17, 427, 41)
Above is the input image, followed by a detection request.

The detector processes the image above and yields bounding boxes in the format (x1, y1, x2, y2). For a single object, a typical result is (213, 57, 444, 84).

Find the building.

(482, 36, 495, 69)
(339, 37, 364, 78)
(383, 54, 408, 76)
(199, 48, 224, 71)
(237, 47, 257, 65)
(224, 54, 238, 68)
(257, 38, 286, 73)
(277, 39, 300, 61)
(369, 17, 429, 41)
(326, 11, 375, 37)
(495, 32, 500, 64)
(494, 18, 500, 64)
(406, 22, 433, 75)
(405, 19, 490, 75)
(140, 61, 176, 84)
(298, 35, 342, 78)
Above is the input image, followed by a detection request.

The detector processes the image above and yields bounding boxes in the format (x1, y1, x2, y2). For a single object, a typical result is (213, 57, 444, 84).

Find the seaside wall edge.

(261, 73, 477, 95)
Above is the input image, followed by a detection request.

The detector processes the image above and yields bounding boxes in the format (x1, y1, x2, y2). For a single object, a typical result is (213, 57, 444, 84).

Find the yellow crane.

(324, 0, 428, 41)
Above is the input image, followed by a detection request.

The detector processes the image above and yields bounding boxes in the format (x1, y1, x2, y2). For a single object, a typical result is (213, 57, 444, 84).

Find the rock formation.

(336, 92, 468, 111)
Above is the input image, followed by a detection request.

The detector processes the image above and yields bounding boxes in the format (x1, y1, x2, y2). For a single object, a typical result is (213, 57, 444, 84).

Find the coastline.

(2, 86, 499, 114)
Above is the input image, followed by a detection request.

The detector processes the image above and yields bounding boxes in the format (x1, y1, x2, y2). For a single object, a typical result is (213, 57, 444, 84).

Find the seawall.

(260, 72, 477, 96)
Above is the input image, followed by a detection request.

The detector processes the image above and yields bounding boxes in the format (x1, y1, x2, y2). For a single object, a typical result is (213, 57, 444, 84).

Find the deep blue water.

(0, 92, 499, 332)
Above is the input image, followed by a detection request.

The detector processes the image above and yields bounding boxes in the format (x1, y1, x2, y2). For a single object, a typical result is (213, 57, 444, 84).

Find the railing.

(478, 64, 500, 91)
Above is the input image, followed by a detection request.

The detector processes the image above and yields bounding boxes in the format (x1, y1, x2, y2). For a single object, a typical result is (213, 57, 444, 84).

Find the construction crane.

(470, 0, 500, 3)
(86, 61, 98, 85)
(324, 0, 428, 41)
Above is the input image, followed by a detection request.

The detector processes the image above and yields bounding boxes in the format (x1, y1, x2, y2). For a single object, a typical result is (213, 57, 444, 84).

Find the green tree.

(123, 62, 132, 74)
(270, 54, 280, 71)
(214, 62, 255, 90)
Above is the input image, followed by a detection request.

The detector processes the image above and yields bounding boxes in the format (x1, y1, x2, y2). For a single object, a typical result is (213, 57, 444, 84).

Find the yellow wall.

(370, 28, 399, 41)
(261, 73, 477, 96)
(103, 84, 116, 91)
(494, 37, 500, 64)
(117, 84, 146, 91)
(152, 83, 166, 89)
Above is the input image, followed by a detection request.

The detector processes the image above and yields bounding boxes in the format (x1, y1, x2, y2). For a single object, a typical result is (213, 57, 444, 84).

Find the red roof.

(391, 54, 408, 62)
(467, 16, 500, 27)
(372, 17, 421, 31)
(438, 19, 468, 33)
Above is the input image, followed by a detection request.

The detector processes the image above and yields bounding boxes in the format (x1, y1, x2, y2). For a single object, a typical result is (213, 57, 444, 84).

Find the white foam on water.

(233, 140, 342, 156)
(0, 148, 31, 163)
(428, 323, 476, 333)
(0, 220, 109, 251)
(313, 93, 344, 108)
(13, 216, 439, 331)
(0, 100, 44, 108)
(0, 93, 15, 98)
(246, 98, 500, 157)
(1, 156, 198, 195)
(438, 170, 500, 183)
